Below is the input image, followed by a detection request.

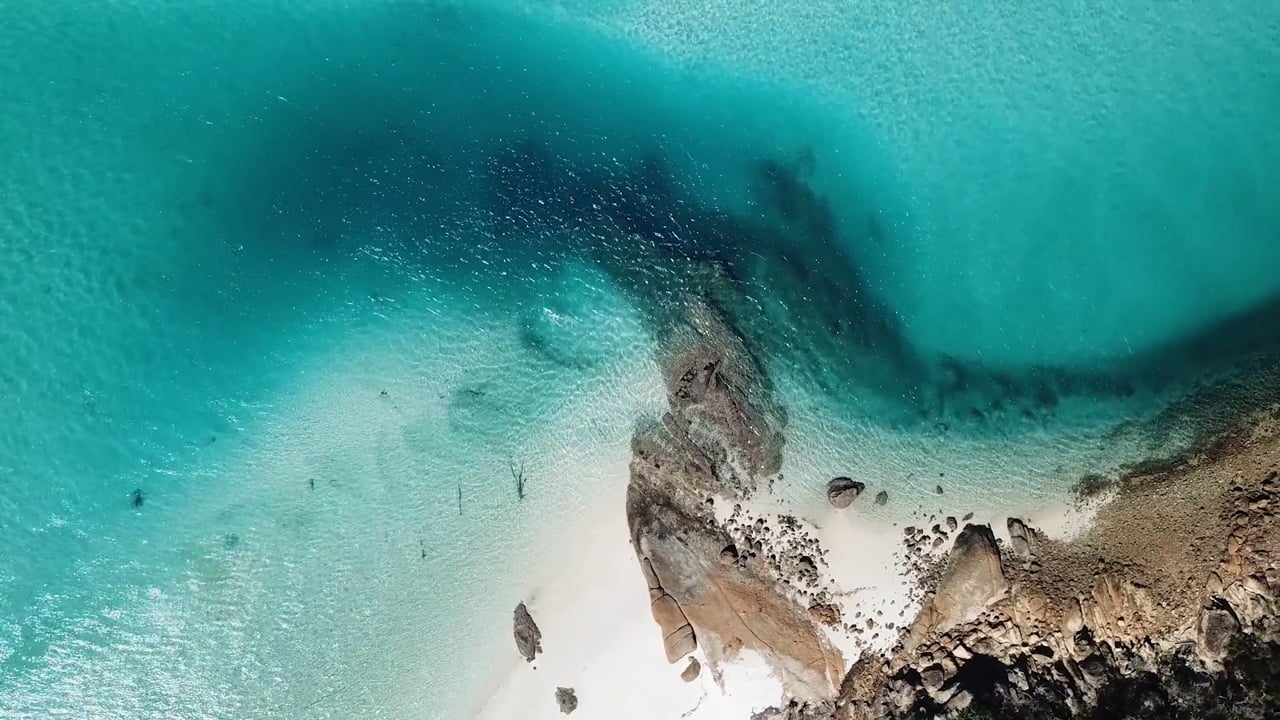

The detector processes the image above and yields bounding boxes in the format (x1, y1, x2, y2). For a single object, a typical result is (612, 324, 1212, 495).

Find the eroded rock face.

(640, 557, 697, 663)
(513, 602, 542, 662)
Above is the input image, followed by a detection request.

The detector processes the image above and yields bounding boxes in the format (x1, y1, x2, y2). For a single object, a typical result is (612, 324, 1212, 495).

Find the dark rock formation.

(554, 687, 577, 715)
(626, 309, 844, 698)
(874, 490, 889, 506)
(513, 602, 542, 662)
(827, 477, 866, 509)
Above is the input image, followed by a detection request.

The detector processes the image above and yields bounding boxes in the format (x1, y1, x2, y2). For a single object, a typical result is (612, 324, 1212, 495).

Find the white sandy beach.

(472, 471, 787, 720)
(473, 474, 932, 719)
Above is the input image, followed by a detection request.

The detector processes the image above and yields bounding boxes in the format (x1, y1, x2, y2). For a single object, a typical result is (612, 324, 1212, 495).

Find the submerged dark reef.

(214, 2, 1280, 432)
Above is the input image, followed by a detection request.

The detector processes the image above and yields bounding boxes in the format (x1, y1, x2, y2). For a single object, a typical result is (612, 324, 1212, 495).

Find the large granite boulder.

(827, 477, 865, 508)
(930, 524, 1009, 632)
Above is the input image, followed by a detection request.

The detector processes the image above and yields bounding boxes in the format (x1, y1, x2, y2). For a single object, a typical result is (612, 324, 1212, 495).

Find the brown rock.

(513, 602, 543, 662)
(681, 657, 702, 682)
(827, 477, 866, 508)
(931, 525, 1009, 632)
(555, 687, 578, 715)
(650, 594, 688, 633)
(1007, 517, 1034, 559)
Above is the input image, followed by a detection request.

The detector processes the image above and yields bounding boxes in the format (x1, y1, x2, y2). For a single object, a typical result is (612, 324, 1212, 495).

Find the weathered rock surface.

(641, 558, 697, 662)
(1006, 516, 1039, 559)
(513, 602, 542, 662)
(827, 477, 865, 509)
(837, 414, 1280, 720)
(921, 524, 1008, 634)
(554, 687, 577, 715)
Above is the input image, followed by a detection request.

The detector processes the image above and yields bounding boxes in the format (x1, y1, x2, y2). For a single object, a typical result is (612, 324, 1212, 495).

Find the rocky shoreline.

(622, 315, 1280, 720)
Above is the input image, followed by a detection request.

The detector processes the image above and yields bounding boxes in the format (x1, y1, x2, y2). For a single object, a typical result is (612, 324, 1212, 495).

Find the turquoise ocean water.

(2, 1, 1278, 717)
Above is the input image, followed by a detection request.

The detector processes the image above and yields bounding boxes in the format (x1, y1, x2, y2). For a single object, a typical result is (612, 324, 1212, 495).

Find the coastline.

(472, 465, 792, 720)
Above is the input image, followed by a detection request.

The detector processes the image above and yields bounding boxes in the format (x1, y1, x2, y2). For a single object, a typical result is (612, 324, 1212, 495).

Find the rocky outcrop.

(827, 478, 865, 509)
(837, 440, 1280, 720)
(554, 687, 577, 715)
(627, 309, 845, 698)
(513, 602, 542, 662)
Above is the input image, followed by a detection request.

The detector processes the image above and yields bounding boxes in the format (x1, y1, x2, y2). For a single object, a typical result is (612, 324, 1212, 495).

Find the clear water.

(1, 1, 1277, 717)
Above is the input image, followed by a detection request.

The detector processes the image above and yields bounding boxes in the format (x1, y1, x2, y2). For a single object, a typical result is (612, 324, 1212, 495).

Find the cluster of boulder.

(837, 468, 1280, 719)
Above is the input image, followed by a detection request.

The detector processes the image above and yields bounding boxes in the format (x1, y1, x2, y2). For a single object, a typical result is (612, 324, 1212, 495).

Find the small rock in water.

(935, 485, 945, 495)
(875, 490, 889, 506)
(513, 602, 543, 662)
(680, 657, 702, 682)
(555, 687, 578, 715)
(962, 512, 974, 522)
(946, 516, 958, 531)
(827, 477, 866, 508)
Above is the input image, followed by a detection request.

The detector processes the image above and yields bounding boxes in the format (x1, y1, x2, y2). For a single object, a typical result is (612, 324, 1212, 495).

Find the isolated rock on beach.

(826, 477, 865, 508)
(681, 657, 702, 682)
(513, 602, 542, 662)
(874, 490, 889, 506)
(555, 687, 577, 715)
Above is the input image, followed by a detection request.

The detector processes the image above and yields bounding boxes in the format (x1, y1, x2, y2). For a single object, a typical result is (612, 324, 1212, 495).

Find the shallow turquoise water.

(1, 1, 1278, 717)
